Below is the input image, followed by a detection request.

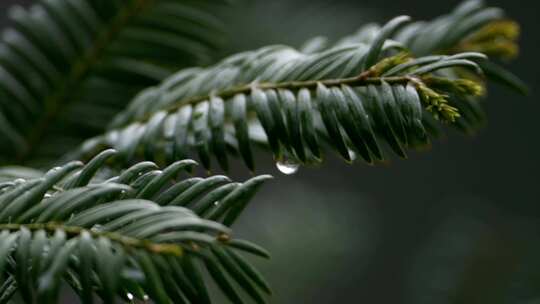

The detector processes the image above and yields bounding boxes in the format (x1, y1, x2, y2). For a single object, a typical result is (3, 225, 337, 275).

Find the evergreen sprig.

(71, 17, 492, 171)
(0, 0, 228, 166)
(0, 149, 271, 303)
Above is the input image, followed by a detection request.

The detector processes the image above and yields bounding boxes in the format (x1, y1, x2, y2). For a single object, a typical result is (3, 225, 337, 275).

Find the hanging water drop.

(126, 293, 134, 301)
(213, 201, 219, 206)
(143, 294, 150, 301)
(91, 224, 103, 232)
(276, 159, 299, 175)
(348, 149, 357, 162)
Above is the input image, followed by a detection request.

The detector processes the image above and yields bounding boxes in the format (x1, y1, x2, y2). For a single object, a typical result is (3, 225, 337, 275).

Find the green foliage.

(308, 0, 525, 92)
(71, 9, 509, 171)
(0, 0, 525, 303)
(0, 150, 271, 303)
(0, 0, 228, 166)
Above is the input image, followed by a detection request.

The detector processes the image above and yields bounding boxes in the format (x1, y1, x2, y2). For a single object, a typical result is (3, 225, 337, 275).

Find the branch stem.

(132, 74, 417, 127)
(0, 222, 184, 256)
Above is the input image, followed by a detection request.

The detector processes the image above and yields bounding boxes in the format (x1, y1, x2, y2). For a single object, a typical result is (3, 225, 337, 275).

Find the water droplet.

(44, 193, 52, 199)
(91, 224, 103, 232)
(213, 201, 219, 206)
(276, 159, 299, 175)
(348, 149, 357, 161)
(126, 293, 134, 301)
(143, 294, 150, 301)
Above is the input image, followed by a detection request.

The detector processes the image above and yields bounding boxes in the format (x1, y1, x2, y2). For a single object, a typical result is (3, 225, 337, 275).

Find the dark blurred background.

(1, 0, 539, 303)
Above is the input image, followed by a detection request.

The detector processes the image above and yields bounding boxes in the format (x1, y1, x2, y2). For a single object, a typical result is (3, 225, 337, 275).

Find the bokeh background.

(1, 0, 539, 303)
